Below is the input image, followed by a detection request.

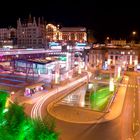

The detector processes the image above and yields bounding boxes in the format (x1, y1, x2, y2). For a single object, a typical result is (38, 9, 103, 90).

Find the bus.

(24, 82, 45, 96)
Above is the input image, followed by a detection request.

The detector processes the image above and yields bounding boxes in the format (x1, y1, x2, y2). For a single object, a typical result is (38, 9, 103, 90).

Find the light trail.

(31, 76, 88, 120)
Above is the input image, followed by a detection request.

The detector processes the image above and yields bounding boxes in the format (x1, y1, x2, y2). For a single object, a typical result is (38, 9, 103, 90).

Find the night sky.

(0, 0, 140, 41)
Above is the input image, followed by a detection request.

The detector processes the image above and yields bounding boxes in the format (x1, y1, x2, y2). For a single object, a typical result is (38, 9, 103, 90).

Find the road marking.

(133, 104, 135, 109)
(134, 92, 136, 97)
(126, 138, 134, 140)
(133, 112, 135, 119)
(133, 123, 135, 131)
(136, 120, 140, 126)
(134, 121, 140, 136)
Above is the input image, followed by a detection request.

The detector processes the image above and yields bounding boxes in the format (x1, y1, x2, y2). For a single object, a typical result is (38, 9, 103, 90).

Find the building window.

(111, 56, 113, 59)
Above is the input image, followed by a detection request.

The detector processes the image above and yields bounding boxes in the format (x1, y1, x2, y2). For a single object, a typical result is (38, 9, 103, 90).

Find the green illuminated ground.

(0, 90, 59, 140)
(90, 87, 113, 111)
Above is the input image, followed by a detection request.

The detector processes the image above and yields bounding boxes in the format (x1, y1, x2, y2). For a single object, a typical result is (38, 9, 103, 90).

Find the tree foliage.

(0, 91, 59, 140)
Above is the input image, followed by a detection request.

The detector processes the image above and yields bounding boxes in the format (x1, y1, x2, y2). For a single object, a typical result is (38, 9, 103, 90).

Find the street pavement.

(47, 73, 140, 140)
(1, 69, 140, 140)
(48, 76, 128, 123)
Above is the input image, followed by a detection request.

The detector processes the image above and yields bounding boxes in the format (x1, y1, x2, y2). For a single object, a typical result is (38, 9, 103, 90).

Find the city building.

(111, 40, 127, 46)
(17, 15, 46, 48)
(46, 24, 61, 42)
(46, 24, 87, 43)
(0, 28, 16, 48)
(89, 47, 107, 69)
(89, 44, 140, 71)
(59, 27, 87, 42)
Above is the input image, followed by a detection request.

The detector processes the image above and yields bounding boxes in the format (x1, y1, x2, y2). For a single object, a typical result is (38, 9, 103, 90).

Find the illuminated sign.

(49, 42, 61, 49)
(49, 42, 60, 46)
(59, 56, 66, 61)
(76, 43, 87, 46)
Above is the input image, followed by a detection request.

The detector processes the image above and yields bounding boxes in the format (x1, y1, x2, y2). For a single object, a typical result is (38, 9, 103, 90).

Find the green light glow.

(90, 87, 113, 111)
(0, 90, 59, 140)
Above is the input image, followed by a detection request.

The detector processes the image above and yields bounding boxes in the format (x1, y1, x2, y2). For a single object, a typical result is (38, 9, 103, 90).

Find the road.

(30, 71, 140, 140)
(52, 72, 140, 140)
(31, 76, 88, 119)
(120, 72, 139, 140)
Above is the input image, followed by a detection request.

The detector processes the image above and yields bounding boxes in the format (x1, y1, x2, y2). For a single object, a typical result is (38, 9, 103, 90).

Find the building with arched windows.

(17, 15, 46, 48)
(46, 24, 87, 43)
(46, 24, 62, 42)
(59, 27, 87, 42)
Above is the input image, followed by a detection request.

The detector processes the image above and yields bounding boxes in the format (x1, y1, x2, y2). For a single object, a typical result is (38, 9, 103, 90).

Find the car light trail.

(31, 75, 88, 120)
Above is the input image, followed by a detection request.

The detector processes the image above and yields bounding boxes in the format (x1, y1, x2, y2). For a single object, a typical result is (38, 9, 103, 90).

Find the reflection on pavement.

(59, 85, 87, 107)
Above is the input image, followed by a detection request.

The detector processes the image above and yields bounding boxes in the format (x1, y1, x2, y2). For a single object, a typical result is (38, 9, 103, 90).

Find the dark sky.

(0, 0, 140, 41)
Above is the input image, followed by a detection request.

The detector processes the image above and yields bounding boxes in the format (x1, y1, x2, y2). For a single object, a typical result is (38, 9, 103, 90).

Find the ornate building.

(46, 24, 61, 42)
(46, 24, 87, 43)
(59, 27, 87, 42)
(17, 15, 46, 48)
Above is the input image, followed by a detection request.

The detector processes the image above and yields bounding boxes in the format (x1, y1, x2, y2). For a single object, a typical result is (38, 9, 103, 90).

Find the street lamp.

(132, 31, 137, 45)
(117, 66, 121, 78)
(109, 78, 114, 92)
(132, 31, 136, 36)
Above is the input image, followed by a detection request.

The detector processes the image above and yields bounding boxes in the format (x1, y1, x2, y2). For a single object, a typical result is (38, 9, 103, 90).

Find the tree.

(0, 91, 59, 140)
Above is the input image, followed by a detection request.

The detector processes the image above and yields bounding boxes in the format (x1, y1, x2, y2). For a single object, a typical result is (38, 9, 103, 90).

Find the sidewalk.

(47, 76, 129, 124)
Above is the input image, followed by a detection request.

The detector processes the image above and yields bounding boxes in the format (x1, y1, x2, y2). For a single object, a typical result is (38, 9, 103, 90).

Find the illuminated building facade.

(89, 45, 139, 71)
(111, 40, 126, 46)
(59, 27, 87, 42)
(46, 24, 62, 42)
(17, 15, 46, 48)
(46, 25, 87, 42)
(0, 28, 16, 47)
(89, 48, 106, 69)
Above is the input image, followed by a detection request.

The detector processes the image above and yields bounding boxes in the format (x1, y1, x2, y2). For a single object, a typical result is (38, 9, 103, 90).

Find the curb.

(47, 76, 129, 124)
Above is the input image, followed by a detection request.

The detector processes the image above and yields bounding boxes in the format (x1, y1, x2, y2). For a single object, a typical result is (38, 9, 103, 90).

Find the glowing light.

(109, 78, 114, 91)
(108, 59, 111, 65)
(132, 31, 136, 35)
(134, 59, 138, 66)
(107, 37, 110, 40)
(118, 66, 121, 78)
(3, 108, 8, 113)
(11, 91, 15, 95)
(55, 73, 59, 84)
(80, 101, 85, 107)
(123, 61, 126, 65)
(5, 98, 10, 108)
(130, 55, 132, 65)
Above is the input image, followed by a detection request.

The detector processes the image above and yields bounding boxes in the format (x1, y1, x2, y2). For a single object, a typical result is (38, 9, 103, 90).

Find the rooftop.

(60, 27, 86, 32)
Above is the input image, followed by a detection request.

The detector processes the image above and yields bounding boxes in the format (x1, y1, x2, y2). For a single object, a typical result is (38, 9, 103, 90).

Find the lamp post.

(106, 36, 110, 44)
(132, 31, 136, 46)
(109, 78, 114, 92)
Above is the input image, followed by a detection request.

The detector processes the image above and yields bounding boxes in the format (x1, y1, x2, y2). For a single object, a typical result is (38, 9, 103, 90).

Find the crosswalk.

(119, 84, 138, 88)
(126, 138, 134, 140)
